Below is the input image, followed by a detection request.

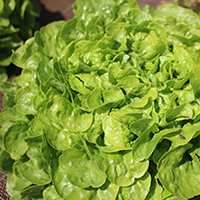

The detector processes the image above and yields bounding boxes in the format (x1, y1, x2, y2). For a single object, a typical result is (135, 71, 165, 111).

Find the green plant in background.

(1, 0, 200, 199)
(0, 0, 40, 78)
(174, 0, 200, 14)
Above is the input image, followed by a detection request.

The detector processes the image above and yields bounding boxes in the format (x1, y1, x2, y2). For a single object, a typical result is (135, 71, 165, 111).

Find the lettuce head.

(1, 0, 200, 199)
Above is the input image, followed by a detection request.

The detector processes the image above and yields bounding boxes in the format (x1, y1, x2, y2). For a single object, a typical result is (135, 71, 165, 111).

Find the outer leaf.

(0, 81, 16, 107)
(117, 172, 151, 200)
(132, 128, 180, 161)
(190, 65, 200, 99)
(13, 82, 41, 115)
(90, 147, 149, 187)
(6, 172, 24, 200)
(20, 185, 47, 199)
(134, 31, 167, 60)
(0, 150, 14, 172)
(103, 115, 134, 149)
(158, 143, 200, 198)
(145, 176, 163, 200)
(79, 111, 106, 144)
(51, 148, 119, 200)
(73, 0, 140, 25)
(165, 103, 193, 122)
(12, 68, 37, 90)
(15, 136, 51, 185)
(169, 122, 200, 148)
(40, 115, 83, 151)
(86, 81, 125, 113)
(62, 102, 93, 132)
(35, 21, 65, 58)
(4, 122, 30, 159)
(59, 147, 106, 188)
(0, 107, 30, 131)
(43, 185, 63, 200)
(11, 38, 37, 69)
(10, 166, 32, 192)
(153, 4, 200, 30)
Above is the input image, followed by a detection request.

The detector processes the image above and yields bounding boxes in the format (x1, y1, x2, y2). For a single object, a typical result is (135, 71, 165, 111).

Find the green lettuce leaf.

(158, 141, 200, 199)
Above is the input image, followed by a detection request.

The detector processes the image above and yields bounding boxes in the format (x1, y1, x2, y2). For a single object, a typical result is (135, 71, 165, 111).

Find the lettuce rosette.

(1, 0, 200, 199)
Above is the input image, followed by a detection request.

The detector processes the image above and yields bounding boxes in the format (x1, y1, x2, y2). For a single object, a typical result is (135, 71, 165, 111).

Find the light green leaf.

(127, 8, 152, 24)
(39, 114, 82, 150)
(0, 81, 16, 107)
(117, 172, 151, 200)
(0, 107, 30, 131)
(15, 136, 51, 185)
(129, 118, 158, 137)
(4, 123, 30, 159)
(59, 18, 85, 46)
(37, 60, 53, 85)
(62, 102, 93, 132)
(28, 117, 44, 137)
(103, 115, 134, 149)
(117, 75, 148, 97)
(53, 163, 119, 200)
(190, 65, 200, 99)
(132, 128, 180, 161)
(0, 0, 4, 12)
(14, 82, 40, 115)
(158, 143, 200, 198)
(7, 172, 24, 200)
(43, 185, 63, 200)
(153, 4, 200, 30)
(67, 73, 91, 95)
(11, 38, 37, 69)
(60, 147, 106, 188)
(11, 166, 32, 191)
(134, 31, 167, 60)
(169, 122, 200, 148)
(73, 0, 140, 25)
(173, 43, 195, 74)
(90, 147, 149, 187)
(79, 111, 106, 144)
(12, 68, 37, 90)
(145, 175, 163, 200)
(165, 103, 193, 122)
(35, 21, 65, 58)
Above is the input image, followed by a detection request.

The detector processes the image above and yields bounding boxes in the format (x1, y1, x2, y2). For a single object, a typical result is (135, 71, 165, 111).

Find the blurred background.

(38, 0, 200, 23)
(38, 0, 170, 23)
